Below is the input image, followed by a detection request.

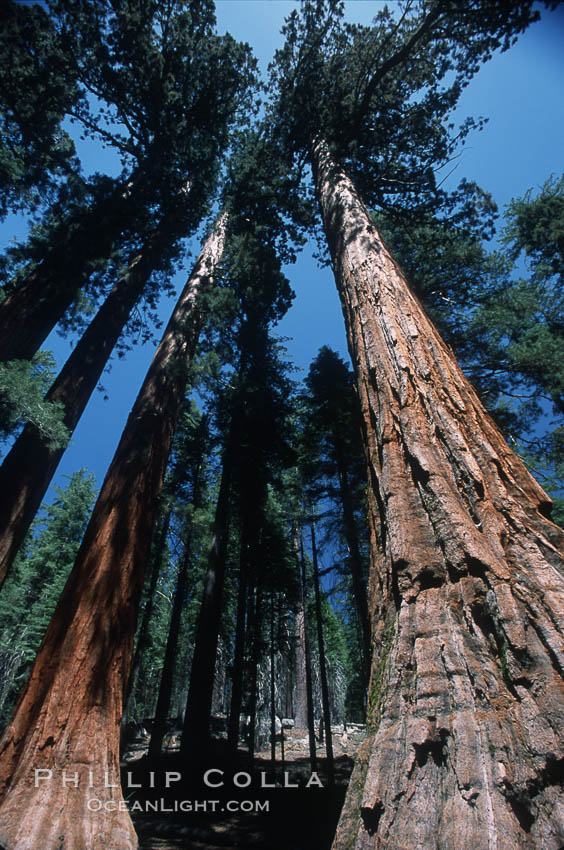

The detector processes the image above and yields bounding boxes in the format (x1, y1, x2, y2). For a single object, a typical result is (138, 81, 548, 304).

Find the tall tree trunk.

(227, 526, 250, 755)
(149, 522, 195, 758)
(296, 528, 318, 772)
(0, 214, 178, 589)
(311, 137, 564, 850)
(211, 637, 227, 716)
(148, 439, 206, 756)
(180, 436, 234, 768)
(0, 215, 227, 850)
(270, 592, 277, 768)
(310, 514, 334, 784)
(294, 529, 309, 730)
(332, 421, 372, 674)
(123, 505, 172, 725)
(246, 583, 263, 764)
(0, 173, 145, 364)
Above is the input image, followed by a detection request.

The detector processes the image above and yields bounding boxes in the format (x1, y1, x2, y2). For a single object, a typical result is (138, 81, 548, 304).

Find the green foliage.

(267, 0, 551, 229)
(469, 176, 564, 519)
(307, 590, 349, 722)
(0, 469, 97, 727)
(298, 347, 370, 662)
(503, 173, 564, 285)
(0, 353, 69, 448)
(0, 1, 80, 218)
(1, 0, 259, 350)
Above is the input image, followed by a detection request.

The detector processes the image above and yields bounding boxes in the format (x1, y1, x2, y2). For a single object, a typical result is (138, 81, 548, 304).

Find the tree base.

(0, 782, 138, 850)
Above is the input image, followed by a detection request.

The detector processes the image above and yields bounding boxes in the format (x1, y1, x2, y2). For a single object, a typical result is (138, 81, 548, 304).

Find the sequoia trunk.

(0, 218, 177, 589)
(311, 138, 564, 850)
(0, 216, 227, 850)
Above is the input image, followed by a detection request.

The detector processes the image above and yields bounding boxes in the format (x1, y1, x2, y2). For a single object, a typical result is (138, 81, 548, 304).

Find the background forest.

(0, 2, 562, 850)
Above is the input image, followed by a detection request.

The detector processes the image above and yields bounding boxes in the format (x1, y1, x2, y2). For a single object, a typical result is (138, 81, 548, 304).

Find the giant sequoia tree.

(268, 2, 564, 847)
(0, 0, 255, 364)
(0, 0, 256, 587)
(0, 214, 227, 850)
(0, 2, 563, 849)
(317, 136, 564, 850)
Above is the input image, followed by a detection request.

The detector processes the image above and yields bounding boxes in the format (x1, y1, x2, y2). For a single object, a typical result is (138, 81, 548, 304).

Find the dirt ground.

(122, 723, 366, 850)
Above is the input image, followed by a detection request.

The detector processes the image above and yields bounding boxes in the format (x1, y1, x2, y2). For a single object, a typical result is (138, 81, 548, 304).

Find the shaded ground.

(122, 724, 366, 850)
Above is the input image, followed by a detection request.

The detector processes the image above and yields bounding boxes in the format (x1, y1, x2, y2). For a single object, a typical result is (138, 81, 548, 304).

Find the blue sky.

(2, 1, 564, 497)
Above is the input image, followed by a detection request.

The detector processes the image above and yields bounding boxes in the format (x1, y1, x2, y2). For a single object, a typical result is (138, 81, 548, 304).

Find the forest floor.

(122, 722, 366, 850)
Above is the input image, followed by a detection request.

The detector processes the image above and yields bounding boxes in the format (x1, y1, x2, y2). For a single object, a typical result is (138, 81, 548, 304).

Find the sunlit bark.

(311, 137, 564, 850)
(0, 215, 227, 850)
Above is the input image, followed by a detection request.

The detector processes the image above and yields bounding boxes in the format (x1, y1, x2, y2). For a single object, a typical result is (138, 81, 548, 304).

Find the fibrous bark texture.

(0, 215, 227, 850)
(311, 138, 564, 850)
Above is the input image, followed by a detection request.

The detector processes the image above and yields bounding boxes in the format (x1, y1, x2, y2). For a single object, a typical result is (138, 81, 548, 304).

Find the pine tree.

(301, 347, 371, 673)
(0, 353, 68, 450)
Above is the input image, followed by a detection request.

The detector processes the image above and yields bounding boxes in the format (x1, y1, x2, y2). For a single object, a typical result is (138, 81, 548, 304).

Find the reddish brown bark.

(0, 215, 227, 850)
(0, 219, 177, 590)
(311, 138, 564, 850)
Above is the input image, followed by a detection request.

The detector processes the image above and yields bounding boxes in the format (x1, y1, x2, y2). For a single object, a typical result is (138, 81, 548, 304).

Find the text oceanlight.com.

(86, 799, 269, 813)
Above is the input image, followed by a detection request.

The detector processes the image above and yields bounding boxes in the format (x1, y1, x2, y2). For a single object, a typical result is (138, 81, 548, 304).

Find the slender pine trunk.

(299, 528, 318, 774)
(270, 592, 276, 768)
(246, 583, 262, 763)
(311, 137, 564, 850)
(310, 514, 334, 784)
(0, 215, 227, 850)
(0, 216, 177, 589)
(123, 505, 172, 724)
(293, 524, 309, 731)
(332, 422, 372, 675)
(227, 528, 249, 755)
(180, 435, 234, 768)
(149, 439, 206, 756)
(149, 536, 193, 758)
